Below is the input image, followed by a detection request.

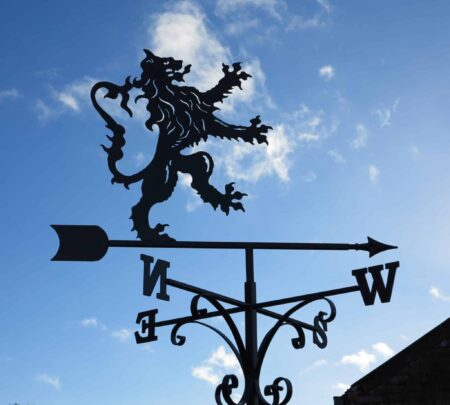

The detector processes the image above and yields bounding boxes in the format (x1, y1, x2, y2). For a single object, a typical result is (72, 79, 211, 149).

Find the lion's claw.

(219, 182, 247, 215)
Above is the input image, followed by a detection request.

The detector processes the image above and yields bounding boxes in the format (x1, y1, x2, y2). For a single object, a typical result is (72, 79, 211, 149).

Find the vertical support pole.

(245, 248, 260, 405)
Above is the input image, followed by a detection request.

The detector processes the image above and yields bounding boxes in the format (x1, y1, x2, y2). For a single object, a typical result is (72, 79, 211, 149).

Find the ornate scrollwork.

(169, 293, 247, 404)
(169, 294, 336, 405)
(254, 298, 336, 404)
(261, 377, 293, 405)
(215, 374, 248, 405)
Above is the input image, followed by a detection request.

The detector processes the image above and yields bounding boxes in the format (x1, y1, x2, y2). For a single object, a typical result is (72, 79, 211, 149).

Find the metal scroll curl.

(169, 294, 248, 404)
(254, 298, 336, 405)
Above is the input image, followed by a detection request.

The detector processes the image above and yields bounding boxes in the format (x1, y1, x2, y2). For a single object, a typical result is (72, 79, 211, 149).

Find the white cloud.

(151, 1, 230, 92)
(192, 365, 221, 385)
(57, 92, 79, 111)
(287, 14, 324, 30)
(332, 382, 350, 393)
(319, 65, 335, 81)
(221, 124, 294, 183)
(111, 328, 133, 343)
(317, 0, 332, 13)
(340, 350, 376, 371)
(81, 318, 107, 330)
(301, 358, 328, 375)
(291, 104, 338, 144)
(430, 286, 450, 302)
(369, 164, 380, 183)
(150, 1, 269, 113)
(300, 171, 317, 182)
(298, 132, 320, 142)
(192, 346, 241, 386)
(351, 124, 368, 149)
(35, 99, 55, 122)
(133, 152, 147, 168)
(328, 149, 346, 163)
(81, 318, 98, 328)
(216, 0, 286, 21)
(54, 76, 97, 112)
(374, 99, 399, 128)
(36, 374, 61, 390)
(372, 342, 394, 359)
(312, 359, 328, 368)
(208, 346, 240, 370)
(225, 18, 260, 35)
(0, 88, 21, 101)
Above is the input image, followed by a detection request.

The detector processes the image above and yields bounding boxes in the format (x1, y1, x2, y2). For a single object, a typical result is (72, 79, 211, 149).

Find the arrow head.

(367, 237, 397, 257)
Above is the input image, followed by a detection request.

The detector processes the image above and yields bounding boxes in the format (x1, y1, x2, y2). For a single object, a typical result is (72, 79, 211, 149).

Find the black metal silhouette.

(51, 225, 399, 404)
(91, 50, 271, 241)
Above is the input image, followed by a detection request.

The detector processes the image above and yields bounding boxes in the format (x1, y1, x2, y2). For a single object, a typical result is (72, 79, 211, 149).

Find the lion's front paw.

(249, 115, 272, 145)
(219, 182, 248, 215)
(222, 62, 251, 89)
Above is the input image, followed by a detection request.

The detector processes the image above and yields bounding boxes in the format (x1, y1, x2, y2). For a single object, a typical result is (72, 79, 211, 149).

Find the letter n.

(140, 254, 170, 301)
(352, 261, 400, 305)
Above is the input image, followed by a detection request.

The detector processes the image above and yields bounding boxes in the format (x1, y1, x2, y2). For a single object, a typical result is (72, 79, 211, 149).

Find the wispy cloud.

(216, 0, 331, 33)
(328, 149, 346, 163)
(351, 124, 368, 149)
(192, 346, 241, 386)
(317, 0, 332, 13)
(429, 286, 450, 302)
(81, 318, 107, 330)
(35, 76, 97, 122)
(374, 99, 399, 128)
(111, 328, 133, 343)
(133, 152, 148, 168)
(300, 358, 328, 375)
(36, 373, 61, 390)
(54, 76, 97, 113)
(220, 124, 294, 183)
(293, 103, 339, 144)
(35, 99, 55, 122)
(369, 164, 380, 183)
(81, 318, 98, 328)
(319, 65, 335, 81)
(0, 88, 21, 101)
(216, 0, 286, 21)
(300, 171, 317, 182)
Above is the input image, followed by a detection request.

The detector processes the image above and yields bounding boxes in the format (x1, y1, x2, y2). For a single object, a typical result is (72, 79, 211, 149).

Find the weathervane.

(52, 50, 400, 404)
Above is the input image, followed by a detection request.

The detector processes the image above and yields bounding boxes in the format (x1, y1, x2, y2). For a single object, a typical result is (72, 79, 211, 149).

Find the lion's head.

(133, 49, 192, 88)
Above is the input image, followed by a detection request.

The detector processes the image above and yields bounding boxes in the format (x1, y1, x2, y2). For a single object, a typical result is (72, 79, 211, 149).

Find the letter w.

(352, 261, 399, 306)
(140, 254, 170, 301)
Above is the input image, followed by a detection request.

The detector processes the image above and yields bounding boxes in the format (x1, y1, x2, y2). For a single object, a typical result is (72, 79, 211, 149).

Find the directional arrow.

(51, 225, 397, 261)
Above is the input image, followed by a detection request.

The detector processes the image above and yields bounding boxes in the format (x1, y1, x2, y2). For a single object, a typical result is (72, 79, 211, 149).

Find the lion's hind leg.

(177, 152, 247, 215)
(131, 163, 177, 241)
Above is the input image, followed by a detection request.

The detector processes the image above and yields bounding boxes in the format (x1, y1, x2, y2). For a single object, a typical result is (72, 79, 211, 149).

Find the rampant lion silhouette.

(91, 49, 271, 241)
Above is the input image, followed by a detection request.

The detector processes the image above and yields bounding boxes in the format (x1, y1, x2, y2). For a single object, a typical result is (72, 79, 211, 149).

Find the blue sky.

(1, 0, 450, 403)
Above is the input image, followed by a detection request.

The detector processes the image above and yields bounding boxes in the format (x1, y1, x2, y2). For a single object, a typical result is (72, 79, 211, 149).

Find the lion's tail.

(91, 80, 149, 188)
